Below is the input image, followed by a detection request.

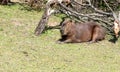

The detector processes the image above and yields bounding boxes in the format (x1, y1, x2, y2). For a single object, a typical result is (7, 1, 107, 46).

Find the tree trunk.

(34, 5, 50, 36)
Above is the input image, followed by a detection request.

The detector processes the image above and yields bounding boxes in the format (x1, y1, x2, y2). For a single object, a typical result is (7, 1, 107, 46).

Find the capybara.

(58, 19, 106, 43)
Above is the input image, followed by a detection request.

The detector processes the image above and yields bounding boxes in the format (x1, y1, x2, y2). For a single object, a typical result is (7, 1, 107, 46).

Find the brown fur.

(58, 19, 106, 43)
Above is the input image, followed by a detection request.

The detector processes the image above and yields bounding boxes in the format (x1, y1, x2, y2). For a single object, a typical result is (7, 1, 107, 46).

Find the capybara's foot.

(56, 40, 65, 44)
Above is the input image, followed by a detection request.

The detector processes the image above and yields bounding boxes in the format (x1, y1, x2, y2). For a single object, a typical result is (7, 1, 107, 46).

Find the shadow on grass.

(109, 35, 119, 43)
(109, 32, 120, 43)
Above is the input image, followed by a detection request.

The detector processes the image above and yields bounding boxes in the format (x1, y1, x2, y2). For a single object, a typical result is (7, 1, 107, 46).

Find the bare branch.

(34, 0, 56, 35)
(86, 0, 91, 5)
(103, 0, 118, 20)
(72, 0, 112, 16)
(47, 0, 63, 3)
(118, 11, 120, 21)
(72, 0, 90, 6)
(86, 13, 104, 17)
(59, 3, 112, 25)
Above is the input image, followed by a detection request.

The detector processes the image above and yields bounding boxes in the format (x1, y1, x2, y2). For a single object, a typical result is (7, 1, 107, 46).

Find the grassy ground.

(0, 4, 120, 72)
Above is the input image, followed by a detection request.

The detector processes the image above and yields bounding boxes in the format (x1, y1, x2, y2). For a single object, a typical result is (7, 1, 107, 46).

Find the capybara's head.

(60, 19, 74, 35)
(113, 20, 120, 38)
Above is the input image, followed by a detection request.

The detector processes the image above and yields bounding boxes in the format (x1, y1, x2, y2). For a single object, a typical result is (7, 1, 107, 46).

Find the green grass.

(0, 4, 120, 72)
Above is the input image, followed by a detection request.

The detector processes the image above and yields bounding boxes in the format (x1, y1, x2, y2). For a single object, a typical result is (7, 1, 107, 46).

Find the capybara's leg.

(56, 38, 72, 44)
(59, 35, 81, 43)
(63, 39, 72, 43)
(90, 26, 99, 43)
(67, 35, 82, 43)
(72, 38, 82, 43)
(57, 39, 72, 44)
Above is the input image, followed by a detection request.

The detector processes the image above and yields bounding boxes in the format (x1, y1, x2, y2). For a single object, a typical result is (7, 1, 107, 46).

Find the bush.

(0, 0, 10, 5)
(27, 0, 47, 10)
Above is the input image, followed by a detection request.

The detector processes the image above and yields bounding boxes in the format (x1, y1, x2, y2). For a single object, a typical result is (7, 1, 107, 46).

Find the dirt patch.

(11, 19, 22, 26)
(48, 22, 59, 26)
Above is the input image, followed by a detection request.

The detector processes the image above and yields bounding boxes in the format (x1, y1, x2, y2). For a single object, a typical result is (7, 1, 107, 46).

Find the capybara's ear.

(71, 20, 75, 23)
(69, 20, 72, 22)
(69, 20, 74, 23)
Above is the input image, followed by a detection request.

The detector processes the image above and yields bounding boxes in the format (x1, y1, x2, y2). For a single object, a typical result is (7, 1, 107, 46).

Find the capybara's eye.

(62, 23, 65, 26)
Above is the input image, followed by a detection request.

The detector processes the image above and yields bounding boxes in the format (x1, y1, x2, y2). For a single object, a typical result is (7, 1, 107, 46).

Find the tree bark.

(34, 5, 50, 36)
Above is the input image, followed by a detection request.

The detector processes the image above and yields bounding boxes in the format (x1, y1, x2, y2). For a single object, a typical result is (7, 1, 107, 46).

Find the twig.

(103, 0, 118, 20)
(85, 0, 112, 16)
(59, 3, 112, 25)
